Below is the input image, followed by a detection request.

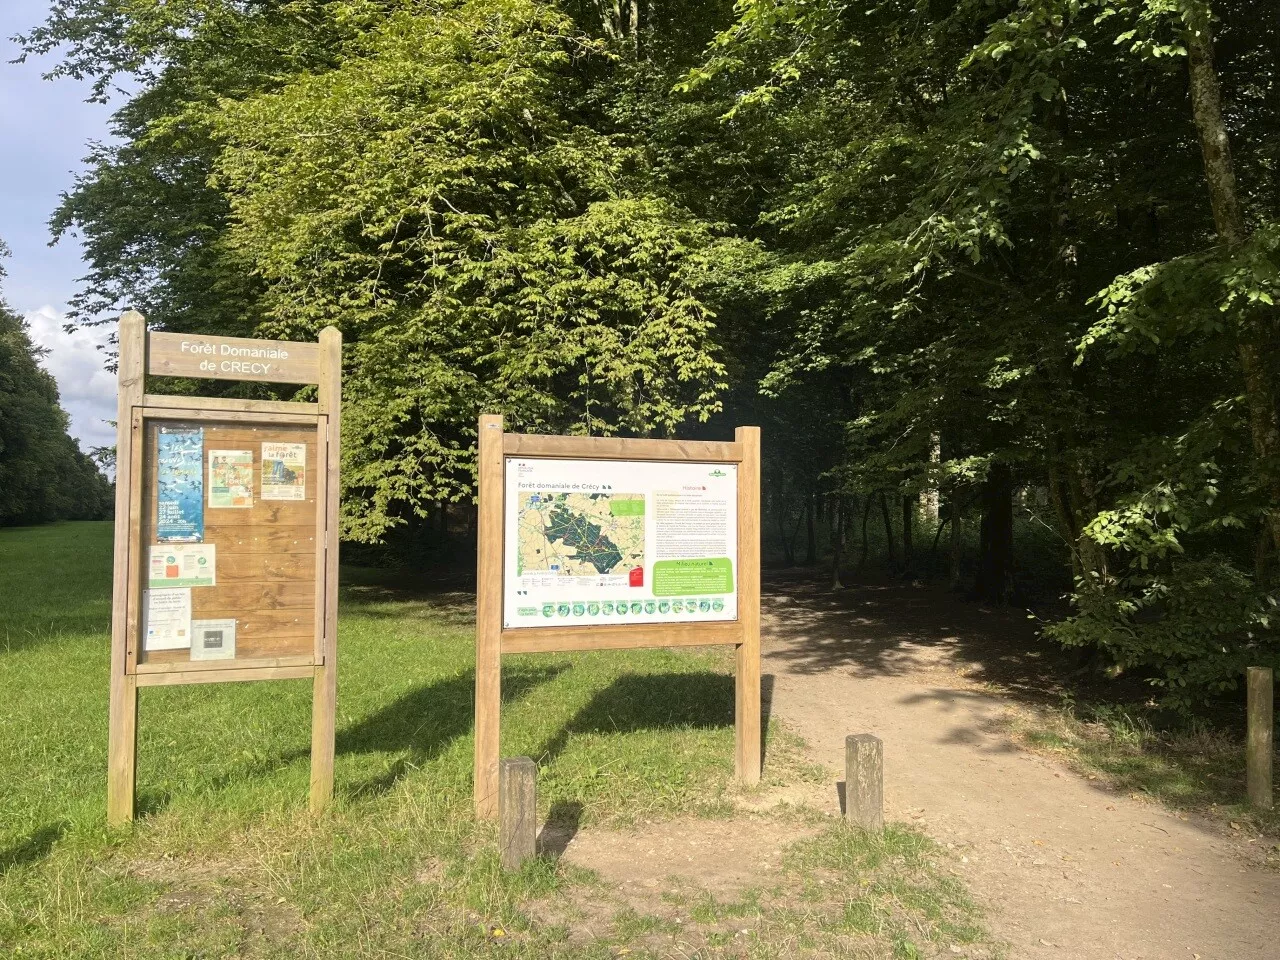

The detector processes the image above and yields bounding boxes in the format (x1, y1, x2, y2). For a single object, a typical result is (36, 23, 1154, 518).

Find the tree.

(0, 244, 113, 525)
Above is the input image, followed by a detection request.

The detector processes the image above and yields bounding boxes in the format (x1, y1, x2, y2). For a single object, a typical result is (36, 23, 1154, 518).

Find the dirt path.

(761, 576, 1280, 960)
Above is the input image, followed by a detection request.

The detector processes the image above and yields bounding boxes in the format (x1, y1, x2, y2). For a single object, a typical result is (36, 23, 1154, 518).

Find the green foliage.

(33, 0, 750, 541)
(1048, 557, 1280, 710)
(24, 0, 1280, 705)
(0, 254, 113, 526)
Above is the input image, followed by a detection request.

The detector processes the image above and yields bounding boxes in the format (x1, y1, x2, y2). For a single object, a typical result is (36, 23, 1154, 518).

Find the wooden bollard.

(845, 734, 883, 832)
(499, 757, 537, 870)
(1246, 667, 1273, 810)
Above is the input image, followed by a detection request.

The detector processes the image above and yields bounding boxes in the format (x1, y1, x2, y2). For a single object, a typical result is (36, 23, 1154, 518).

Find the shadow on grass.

(534, 671, 736, 767)
(0, 822, 66, 874)
(336, 665, 568, 798)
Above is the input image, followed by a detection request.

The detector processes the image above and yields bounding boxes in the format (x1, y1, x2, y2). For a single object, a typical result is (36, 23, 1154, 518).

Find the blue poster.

(157, 427, 204, 542)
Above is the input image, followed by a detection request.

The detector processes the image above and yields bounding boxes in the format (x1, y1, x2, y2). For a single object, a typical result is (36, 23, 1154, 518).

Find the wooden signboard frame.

(473, 414, 761, 817)
(107, 311, 341, 826)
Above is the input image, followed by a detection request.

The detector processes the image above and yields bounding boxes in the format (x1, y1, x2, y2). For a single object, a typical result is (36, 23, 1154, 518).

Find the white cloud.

(24, 305, 118, 455)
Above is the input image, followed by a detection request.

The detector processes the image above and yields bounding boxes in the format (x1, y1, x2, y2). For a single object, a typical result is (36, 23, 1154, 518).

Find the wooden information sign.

(107, 311, 341, 826)
(473, 414, 761, 817)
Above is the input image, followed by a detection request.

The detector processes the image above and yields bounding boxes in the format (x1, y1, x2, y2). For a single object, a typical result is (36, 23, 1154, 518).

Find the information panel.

(502, 457, 738, 628)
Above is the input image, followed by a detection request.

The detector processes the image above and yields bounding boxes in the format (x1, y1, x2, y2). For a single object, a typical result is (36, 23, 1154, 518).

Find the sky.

(1, 0, 120, 455)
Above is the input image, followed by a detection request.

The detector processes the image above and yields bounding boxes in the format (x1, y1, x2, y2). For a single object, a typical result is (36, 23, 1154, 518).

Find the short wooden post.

(499, 757, 537, 870)
(474, 414, 505, 818)
(735, 425, 762, 785)
(1246, 667, 1273, 810)
(845, 734, 883, 832)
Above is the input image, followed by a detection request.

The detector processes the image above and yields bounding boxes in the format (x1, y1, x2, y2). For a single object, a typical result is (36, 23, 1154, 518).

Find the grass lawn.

(1, 522, 995, 958)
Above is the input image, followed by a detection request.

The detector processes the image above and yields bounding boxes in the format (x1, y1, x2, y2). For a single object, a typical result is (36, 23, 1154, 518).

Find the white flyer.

(502, 457, 738, 629)
(191, 619, 236, 661)
(148, 544, 216, 588)
(261, 442, 306, 500)
(142, 588, 192, 651)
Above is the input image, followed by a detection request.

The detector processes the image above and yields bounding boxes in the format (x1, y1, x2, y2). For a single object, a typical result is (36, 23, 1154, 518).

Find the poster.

(502, 458, 737, 628)
(148, 544, 216, 588)
(191, 619, 236, 661)
(261, 442, 306, 500)
(209, 450, 253, 508)
(142, 588, 192, 650)
(156, 427, 204, 542)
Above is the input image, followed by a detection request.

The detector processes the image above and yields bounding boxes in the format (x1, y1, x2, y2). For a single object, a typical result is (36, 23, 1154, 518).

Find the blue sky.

(1, 0, 120, 453)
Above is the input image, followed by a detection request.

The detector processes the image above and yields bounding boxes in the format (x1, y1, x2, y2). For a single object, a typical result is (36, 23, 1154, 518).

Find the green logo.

(672, 600, 684, 613)
(616, 604, 628, 616)
(602, 601, 614, 614)
(712, 598, 724, 612)
(572, 603, 585, 616)
(557, 603, 570, 617)
(644, 601, 656, 614)
(658, 600, 670, 613)
(698, 599, 711, 612)
(629, 601, 643, 614)
(542, 604, 555, 618)
(709, 469, 727, 478)
(587, 602, 600, 616)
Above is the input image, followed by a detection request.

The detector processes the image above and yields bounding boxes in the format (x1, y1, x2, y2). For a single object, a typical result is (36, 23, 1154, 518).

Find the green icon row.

(542, 598, 724, 618)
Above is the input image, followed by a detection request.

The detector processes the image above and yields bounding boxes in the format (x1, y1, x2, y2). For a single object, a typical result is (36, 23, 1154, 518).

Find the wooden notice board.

(473, 414, 761, 817)
(107, 312, 341, 826)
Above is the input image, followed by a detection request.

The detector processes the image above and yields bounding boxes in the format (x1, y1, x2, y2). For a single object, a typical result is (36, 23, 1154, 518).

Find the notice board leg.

(310, 663, 336, 813)
(475, 413, 505, 818)
(107, 672, 138, 826)
(735, 425, 762, 784)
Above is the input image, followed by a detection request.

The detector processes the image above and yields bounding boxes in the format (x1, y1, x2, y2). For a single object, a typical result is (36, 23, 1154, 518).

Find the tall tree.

(0, 244, 113, 525)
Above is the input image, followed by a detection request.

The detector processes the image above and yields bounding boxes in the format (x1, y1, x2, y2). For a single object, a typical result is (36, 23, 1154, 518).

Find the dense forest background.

(17, 0, 1279, 710)
(0, 241, 113, 526)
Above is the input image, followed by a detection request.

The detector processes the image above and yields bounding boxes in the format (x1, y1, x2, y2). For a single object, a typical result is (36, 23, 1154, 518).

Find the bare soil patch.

(761, 572, 1280, 960)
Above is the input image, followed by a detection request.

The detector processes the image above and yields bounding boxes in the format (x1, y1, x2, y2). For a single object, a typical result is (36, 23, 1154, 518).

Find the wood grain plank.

(136, 665, 316, 687)
(147, 331, 321, 384)
(144, 394, 319, 416)
(501, 622, 741, 654)
(309, 326, 341, 814)
(136, 654, 316, 675)
(504, 433, 742, 463)
(474, 413, 505, 819)
(734, 425, 762, 785)
(108, 313, 146, 826)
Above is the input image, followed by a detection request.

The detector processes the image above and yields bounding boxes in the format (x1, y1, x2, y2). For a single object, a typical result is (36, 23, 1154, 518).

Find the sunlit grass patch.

(1012, 699, 1280, 840)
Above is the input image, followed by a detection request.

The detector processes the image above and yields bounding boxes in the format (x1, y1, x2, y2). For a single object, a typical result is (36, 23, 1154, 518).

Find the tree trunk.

(976, 463, 1014, 603)
(858, 496, 872, 572)
(949, 495, 963, 590)
(831, 498, 845, 589)
(805, 495, 817, 565)
(879, 493, 896, 568)
(920, 432, 941, 522)
(1184, 15, 1280, 554)
(775, 494, 794, 566)
(901, 495, 914, 571)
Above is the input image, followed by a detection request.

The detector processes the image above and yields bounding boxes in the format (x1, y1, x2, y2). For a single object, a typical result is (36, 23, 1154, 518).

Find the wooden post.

(474, 414, 505, 818)
(735, 426, 762, 784)
(1246, 667, 1273, 810)
(107, 311, 146, 827)
(309, 327, 342, 814)
(499, 757, 537, 870)
(845, 734, 883, 832)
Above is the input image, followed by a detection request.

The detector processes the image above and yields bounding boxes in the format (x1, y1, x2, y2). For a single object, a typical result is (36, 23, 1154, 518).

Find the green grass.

(1, 521, 997, 957)
(1012, 699, 1280, 841)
